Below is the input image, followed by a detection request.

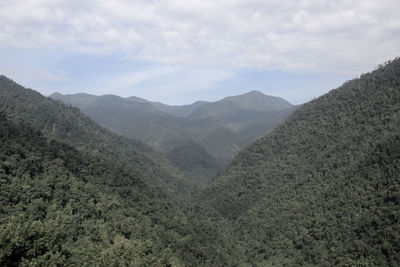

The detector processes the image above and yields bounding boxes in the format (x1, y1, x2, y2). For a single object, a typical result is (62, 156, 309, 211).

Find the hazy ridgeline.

(50, 90, 297, 184)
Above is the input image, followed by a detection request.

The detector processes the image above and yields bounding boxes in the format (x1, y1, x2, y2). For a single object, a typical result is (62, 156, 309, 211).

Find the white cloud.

(0, 64, 69, 94)
(0, 0, 399, 74)
(99, 66, 234, 104)
(102, 65, 182, 93)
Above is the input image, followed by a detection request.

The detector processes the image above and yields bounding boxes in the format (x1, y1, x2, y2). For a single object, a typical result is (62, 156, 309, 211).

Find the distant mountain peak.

(231, 90, 288, 102)
(215, 90, 293, 113)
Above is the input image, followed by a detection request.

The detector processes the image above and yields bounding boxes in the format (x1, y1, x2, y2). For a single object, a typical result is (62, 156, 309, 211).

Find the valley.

(50, 90, 297, 185)
(0, 58, 400, 266)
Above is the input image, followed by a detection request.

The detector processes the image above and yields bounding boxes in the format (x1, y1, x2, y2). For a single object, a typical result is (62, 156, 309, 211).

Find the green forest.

(1, 58, 400, 266)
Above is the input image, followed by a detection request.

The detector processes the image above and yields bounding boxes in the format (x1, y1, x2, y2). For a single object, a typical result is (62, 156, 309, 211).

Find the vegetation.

(1, 57, 400, 266)
(0, 77, 231, 265)
(0, 113, 182, 265)
(51, 90, 296, 181)
(0, 77, 187, 196)
(201, 58, 400, 265)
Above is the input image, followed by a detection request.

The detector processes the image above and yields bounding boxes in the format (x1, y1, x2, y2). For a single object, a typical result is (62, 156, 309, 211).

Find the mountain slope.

(0, 76, 185, 195)
(189, 90, 292, 121)
(165, 139, 219, 182)
(0, 113, 185, 266)
(187, 90, 295, 134)
(202, 58, 400, 265)
(51, 92, 219, 179)
(0, 76, 244, 266)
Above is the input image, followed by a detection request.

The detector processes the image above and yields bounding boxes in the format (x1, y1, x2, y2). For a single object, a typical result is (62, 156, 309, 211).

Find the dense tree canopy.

(201, 58, 400, 265)
(0, 57, 400, 266)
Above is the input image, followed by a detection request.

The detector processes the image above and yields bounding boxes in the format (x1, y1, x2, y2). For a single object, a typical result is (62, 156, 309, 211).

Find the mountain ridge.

(0, 75, 186, 196)
(51, 89, 297, 182)
(0, 76, 215, 265)
(200, 58, 400, 265)
(50, 89, 292, 117)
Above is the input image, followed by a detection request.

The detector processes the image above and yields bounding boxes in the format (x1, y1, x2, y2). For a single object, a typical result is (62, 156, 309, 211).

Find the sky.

(0, 0, 399, 105)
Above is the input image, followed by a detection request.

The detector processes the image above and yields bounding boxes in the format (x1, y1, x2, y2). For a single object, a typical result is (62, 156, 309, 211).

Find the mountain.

(201, 58, 400, 265)
(0, 76, 191, 265)
(50, 92, 99, 106)
(50, 90, 297, 179)
(187, 90, 294, 134)
(51, 93, 162, 134)
(188, 90, 293, 121)
(50, 92, 217, 180)
(1, 57, 400, 266)
(0, 75, 238, 266)
(0, 113, 181, 265)
(0, 77, 185, 195)
(185, 91, 297, 164)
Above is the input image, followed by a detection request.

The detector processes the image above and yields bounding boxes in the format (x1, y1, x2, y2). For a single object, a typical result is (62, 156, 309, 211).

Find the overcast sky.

(0, 0, 399, 105)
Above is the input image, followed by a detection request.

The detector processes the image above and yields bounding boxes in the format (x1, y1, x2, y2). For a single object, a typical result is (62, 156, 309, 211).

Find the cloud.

(0, 0, 399, 75)
(104, 65, 183, 92)
(0, 63, 69, 94)
(100, 66, 234, 104)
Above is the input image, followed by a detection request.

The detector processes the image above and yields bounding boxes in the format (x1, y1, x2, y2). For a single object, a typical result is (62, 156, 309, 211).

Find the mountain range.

(50, 90, 297, 182)
(1, 57, 399, 266)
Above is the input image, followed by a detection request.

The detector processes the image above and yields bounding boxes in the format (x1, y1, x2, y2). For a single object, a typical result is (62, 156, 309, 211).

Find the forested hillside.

(202, 58, 400, 265)
(0, 113, 185, 266)
(0, 76, 239, 266)
(0, 76, 188, 195)
(1, 58, 400, 266)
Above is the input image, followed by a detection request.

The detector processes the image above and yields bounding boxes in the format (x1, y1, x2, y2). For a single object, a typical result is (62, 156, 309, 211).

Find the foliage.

(0, 77, 183, 196)
(0, 112, 189, 264)
(1, 57, 400, 266)
(201, 57, 400, 265)
(0, 216, 68, 266)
